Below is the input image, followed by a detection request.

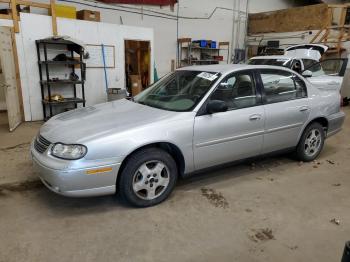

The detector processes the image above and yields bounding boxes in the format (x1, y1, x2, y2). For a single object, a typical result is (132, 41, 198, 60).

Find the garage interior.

(1, 0, 350, 261)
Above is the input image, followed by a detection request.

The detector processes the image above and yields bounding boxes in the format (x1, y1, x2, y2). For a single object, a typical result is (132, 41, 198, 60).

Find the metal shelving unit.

(178, 38, 230, 67)
(36, 38, 86, 120)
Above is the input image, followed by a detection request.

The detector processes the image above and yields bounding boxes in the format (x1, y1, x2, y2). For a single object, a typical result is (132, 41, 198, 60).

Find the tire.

(296, 122, 325, 162)
(118, 148, 178, 207)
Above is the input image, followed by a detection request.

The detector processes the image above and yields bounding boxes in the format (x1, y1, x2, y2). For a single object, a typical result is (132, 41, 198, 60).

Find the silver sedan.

(31, 64, 345, 207)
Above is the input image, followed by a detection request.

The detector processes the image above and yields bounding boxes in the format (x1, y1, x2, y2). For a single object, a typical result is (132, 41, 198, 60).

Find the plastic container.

(193, 40, 207, 48)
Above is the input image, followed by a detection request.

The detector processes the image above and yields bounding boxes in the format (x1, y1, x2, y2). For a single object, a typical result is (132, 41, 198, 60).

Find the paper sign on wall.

(85, 44, 115, 68)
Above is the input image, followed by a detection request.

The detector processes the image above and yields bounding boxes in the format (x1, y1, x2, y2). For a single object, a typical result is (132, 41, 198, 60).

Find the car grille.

(34, 134, 51, 153)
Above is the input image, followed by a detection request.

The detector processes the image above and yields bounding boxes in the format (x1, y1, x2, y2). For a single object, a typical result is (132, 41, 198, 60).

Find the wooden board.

(0, 26, 22, 131)
(248, 4, 329, 34)
(85, 44, 115, 68)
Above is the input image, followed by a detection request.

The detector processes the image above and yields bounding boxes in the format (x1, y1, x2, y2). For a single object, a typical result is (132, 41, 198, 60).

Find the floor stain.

(0, 142, 30, 152)
(201, 188, 229, 208)
(0, 179, 42, 196)
(249, 228, 275, 242)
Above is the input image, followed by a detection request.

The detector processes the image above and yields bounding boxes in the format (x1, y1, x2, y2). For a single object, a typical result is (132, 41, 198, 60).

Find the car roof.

(176, 64, 298, 75)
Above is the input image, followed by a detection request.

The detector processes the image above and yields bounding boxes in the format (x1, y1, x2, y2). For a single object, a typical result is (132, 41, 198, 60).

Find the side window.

(260, 69, 307, 104)
(303, 59, 348, 77)
(302, 59, 319, 71)
(210, 72, 258, 110)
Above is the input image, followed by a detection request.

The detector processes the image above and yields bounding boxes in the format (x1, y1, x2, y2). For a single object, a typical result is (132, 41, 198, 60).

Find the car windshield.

(248, 58, 292, 68)
(134, 70, 221, 112)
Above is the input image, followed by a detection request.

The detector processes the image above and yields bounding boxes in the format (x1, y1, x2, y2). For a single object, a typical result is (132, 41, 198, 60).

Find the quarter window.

(260, 70, 307, 104)
(209, 72, 258, 110)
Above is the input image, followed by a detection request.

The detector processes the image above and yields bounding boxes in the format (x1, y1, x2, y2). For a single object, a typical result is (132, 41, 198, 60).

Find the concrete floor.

(0, 109, 349, 262)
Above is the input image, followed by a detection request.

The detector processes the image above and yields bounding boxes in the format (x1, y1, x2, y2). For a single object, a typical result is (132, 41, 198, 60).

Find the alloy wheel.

(132, 160, 170, 200)
(304, 128, 322, 157)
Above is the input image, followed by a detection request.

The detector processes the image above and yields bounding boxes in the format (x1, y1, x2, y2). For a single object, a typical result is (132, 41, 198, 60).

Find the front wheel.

(119, 148, 178, 207)
(296, 122, 325, 162)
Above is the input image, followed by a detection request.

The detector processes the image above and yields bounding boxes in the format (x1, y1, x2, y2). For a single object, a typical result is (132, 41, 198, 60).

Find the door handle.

(299, 106, 309, 112)
(249, 114, 262, 121)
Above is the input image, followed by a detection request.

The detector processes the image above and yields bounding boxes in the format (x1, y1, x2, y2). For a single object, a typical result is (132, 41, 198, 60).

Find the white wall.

(3, 0, 297, 84)
(1, 13, 154, 121)
(51, 0, 239, 77)
(0, 0, 299, 121)
(40, 0, 294, 75)
(248, 0, 295, 13)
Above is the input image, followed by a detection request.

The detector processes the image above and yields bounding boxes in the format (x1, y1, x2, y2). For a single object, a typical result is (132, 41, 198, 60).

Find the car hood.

(40, 99, 178, 144)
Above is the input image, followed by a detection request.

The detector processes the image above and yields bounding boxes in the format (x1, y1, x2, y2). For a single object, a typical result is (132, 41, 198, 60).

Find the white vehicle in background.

(248, 44, 348, 91)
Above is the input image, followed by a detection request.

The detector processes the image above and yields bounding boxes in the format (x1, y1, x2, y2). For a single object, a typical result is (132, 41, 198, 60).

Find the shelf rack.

(36, 37, 86, 120)
(178, 38, 230, 67)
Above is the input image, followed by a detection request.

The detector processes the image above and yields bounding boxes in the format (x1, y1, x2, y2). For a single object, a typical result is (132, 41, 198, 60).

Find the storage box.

(53, 4, 76, 19)
(77, 10, 100, 22)
(213, 56, 223, 61)
(193, 40, 207, 48)
(129, 75, 142, 96)
(210, 41, 217, 48)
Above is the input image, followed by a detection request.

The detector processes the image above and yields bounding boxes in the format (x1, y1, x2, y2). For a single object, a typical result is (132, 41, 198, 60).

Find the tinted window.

(209, 72, 258, 110)
(260, 70, 307, 104)
(302, 59, 319, 72)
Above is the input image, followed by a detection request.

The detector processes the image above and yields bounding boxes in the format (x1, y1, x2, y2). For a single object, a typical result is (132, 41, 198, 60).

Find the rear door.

(303, 59, 348, 91)
(257, 69, 310, 154)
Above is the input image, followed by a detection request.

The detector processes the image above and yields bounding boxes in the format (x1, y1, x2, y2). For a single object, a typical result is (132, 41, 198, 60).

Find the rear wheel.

(119, 148, 178, 207)
(296, 122, 325, 162)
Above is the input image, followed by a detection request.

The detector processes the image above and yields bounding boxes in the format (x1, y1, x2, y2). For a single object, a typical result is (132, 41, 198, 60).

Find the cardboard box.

(53, 4, 76, 19)
(129, 75, 142, 96)
(77, 10, 100, 22)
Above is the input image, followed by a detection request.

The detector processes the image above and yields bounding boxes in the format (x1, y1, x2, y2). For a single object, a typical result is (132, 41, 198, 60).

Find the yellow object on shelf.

(53, 4, 76, 19)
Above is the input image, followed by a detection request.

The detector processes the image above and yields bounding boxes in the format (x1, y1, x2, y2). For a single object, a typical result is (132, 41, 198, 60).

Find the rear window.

(248, 58, 292, 68)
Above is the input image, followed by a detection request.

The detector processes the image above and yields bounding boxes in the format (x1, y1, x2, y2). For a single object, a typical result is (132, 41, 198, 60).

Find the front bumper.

(31, 141, 122, 197)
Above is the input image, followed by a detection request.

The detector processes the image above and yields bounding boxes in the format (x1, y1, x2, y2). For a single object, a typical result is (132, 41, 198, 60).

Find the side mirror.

(302, 70, 313, 78)
(206, 100, 228, 114)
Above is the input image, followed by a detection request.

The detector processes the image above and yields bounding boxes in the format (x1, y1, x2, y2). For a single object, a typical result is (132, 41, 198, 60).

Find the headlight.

(51, 143, 87, 160)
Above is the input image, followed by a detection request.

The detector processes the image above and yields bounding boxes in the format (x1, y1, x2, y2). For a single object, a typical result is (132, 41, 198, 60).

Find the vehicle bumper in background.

(327, 111, 345, 138)
(31, 141, 122, 197)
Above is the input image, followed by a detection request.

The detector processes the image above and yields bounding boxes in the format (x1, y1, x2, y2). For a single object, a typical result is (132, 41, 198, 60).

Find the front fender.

(83, 113, 196, 174)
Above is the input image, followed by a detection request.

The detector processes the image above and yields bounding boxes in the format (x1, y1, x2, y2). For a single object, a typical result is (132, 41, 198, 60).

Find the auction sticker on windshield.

(197, 72, 219, 81)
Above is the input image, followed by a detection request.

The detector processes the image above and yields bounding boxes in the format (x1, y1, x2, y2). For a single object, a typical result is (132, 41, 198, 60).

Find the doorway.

(124, 40, 151, 96)
(0, 26, 23, 131)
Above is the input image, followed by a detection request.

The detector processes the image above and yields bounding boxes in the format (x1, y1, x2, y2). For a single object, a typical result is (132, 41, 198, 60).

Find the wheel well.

(310, 117, 328, 132)
(116, 142, 185, 191)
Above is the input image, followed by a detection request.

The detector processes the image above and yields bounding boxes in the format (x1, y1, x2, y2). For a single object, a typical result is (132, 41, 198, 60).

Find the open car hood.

(285, 44, 328, 61)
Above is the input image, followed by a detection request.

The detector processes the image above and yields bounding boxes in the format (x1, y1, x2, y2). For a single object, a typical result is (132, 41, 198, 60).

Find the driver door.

(193, 70, 265, 170)
(304, 59, 348, 91)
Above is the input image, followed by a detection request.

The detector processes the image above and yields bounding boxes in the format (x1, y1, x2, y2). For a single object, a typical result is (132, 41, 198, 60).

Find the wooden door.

(0, 27, 22, 131)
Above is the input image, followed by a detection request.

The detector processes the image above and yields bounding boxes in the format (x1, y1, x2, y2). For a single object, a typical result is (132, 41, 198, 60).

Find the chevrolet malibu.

(31, 64, 345, 207)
